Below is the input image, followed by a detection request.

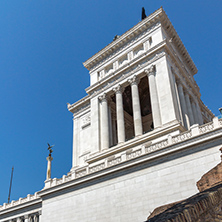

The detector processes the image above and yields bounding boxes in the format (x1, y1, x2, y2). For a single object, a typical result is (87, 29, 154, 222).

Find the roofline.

(83, 7, 197, 75)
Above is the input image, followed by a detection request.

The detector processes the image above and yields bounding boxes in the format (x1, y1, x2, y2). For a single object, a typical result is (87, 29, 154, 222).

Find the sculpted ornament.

(128, 75, 139, 86)
(113, 84, 124, 94)
(144, 65, 156, 76)
(98, 93, 107, 102)
(89, 22, 160, 71)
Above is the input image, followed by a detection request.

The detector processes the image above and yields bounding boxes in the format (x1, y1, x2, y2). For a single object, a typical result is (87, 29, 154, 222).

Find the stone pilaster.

(99, 93, 109, 149)
(145, 65, 162, 128)
(113, 84, 125, 144)
(72, 116, 79, 168)
(128, 75, 143, 136)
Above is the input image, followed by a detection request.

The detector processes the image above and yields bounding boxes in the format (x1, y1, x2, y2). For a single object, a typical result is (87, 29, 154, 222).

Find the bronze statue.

(47, 143, 54, 157)
(142, 7, 147, 20)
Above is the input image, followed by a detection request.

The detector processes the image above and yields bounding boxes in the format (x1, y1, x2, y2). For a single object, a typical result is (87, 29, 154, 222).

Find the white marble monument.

(0, 7, 221, 222)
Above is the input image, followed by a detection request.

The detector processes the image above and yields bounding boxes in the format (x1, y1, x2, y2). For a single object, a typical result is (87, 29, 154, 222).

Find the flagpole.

(8, 166, 14, 203)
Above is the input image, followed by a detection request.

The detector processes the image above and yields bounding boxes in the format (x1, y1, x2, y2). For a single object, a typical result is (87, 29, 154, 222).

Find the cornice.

(83, 7, 163, 71)
(160, 10, 197, 75)
(83, 7, 197, 76)
(68, 95, 90, 114)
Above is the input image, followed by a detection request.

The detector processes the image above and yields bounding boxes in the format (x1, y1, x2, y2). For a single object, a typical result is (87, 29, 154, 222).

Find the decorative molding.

(107, 156, 121, 167)
(81, 114, 91, 128)
(76, 168, 87, 178)
(146, 140, 168, 153)
(86, 45, 166, 97)
(98, 93, 108, 102)
(89, 163, 105, 173)
(84, 21, 161, 72)
(144, 64, 156, 76)
(126, 148, 142, 160)
(3, 118, 222, 212)
(128, 75, 139, 86)
(113, 84, 124, 94)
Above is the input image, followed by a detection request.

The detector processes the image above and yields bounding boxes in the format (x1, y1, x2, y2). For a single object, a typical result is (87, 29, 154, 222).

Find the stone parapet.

(44, 117, 222, 189)
(0, 192, 40, 211)
(1, 117, 221, 212)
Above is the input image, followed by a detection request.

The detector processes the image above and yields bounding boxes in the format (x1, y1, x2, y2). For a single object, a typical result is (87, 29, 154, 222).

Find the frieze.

(89, 49, 165, 97)
(76, 168, 87, 178)
(146, 140, 168, 153)
(199, 122, 214, 134)
(107, 156, 121, 167)
(89, 163, 105, 173)
(172, 131, 192, 143)
(89, 22, 161, 72)
(126, 148, 142, 160)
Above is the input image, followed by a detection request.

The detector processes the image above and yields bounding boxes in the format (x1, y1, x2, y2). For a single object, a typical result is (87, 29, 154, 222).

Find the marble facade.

(0, 7, 220, 222)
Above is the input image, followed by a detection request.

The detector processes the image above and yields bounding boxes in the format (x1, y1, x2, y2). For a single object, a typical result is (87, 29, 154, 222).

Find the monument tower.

(68, 7, 213, 170)
(0, 7, 221, 222)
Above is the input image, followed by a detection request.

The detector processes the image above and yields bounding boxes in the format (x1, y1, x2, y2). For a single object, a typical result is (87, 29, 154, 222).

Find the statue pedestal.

(46, 156, 53, 181)
(44, 178, 52, 189)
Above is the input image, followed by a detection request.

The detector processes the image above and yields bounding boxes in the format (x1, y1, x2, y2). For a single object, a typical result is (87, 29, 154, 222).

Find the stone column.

(195, 100, 203, 125)
(145, 65, 162, 128)
(24, 215, 29, 222)
(46, 155, 53, 180)
(184, 91, 195, 126)
(99, 93, 109, 149)
(113, 84, 125, 144)
(191, 99, 198, 124)
(177, 81, 189, 129)
(33, 214, 38, 222)
(128, 75, 143, 136)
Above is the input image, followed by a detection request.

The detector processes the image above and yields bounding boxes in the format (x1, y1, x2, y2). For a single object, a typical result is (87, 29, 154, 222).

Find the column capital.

(113, 84, 124, 94)
(128, 75, 139, 86)
(99, 93, 107, 102)
(144, 65, 156, 76)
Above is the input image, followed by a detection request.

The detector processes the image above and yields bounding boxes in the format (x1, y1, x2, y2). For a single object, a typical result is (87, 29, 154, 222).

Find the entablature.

(83, 8, 163, 72)
(86, 40, 167, 97)
(83, 7, 197, 78)
(68, 95, 90, 116)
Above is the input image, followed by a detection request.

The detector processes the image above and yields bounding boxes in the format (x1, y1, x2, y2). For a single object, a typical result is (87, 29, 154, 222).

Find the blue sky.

(0, 0, 221, 205)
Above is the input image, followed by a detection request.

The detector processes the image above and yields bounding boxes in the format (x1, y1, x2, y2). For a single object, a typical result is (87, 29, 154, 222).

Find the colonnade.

(176, 79, 203, 129)
(99, 65, 162, 150)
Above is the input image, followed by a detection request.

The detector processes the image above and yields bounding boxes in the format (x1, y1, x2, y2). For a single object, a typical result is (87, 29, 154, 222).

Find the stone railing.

(172, 131, 192, 143)
(0, 192, 39, 211)
(43, 117, 222, 190)
(199, 122, 214, 134)
(3, 118, 221, 211)
(146, 139, 168, 153)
